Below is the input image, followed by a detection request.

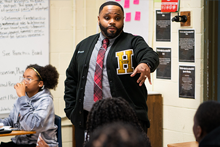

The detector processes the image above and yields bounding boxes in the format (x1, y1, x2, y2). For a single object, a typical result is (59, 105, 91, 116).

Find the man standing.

(64, 1, 159, 147)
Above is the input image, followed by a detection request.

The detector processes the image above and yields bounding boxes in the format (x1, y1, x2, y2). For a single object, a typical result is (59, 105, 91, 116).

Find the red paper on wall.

(161, 0, 179, 12)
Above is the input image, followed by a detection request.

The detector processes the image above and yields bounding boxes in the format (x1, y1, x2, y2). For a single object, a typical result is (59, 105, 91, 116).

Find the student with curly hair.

(85, 122, 148, 147)
(0, 64, 59, 147)
(193, 100, 220, 147)
(85, 97, 151, 147)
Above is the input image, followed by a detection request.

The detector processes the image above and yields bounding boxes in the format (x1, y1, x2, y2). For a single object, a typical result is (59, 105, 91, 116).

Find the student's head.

(85, 122, 148, 147)
(193, 100, 220, 142)
(22, 64, 59, 97)
(86, 97, 146, 141)
(98, 1, 124, 39)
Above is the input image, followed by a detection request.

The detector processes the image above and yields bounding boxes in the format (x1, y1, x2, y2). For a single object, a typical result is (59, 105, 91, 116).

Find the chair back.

(55, 115, 62, 147)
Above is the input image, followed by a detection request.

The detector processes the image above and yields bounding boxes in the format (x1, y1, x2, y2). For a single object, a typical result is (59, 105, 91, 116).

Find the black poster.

(179, 66, 195, 99)
(156, 48, 171, 79)
(179, 30, 195, 62)
(156, 10, 171, 42)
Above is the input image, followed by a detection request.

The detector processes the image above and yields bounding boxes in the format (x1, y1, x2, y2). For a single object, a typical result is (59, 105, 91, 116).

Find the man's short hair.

(99, 1, 124, 14)
(85, 122, 149, 147)
(195, 100, 220, 133)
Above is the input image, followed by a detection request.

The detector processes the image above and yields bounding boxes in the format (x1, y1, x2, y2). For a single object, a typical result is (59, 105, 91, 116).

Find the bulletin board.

(108, 0, 150, 42)
(0, 0, 49, 118)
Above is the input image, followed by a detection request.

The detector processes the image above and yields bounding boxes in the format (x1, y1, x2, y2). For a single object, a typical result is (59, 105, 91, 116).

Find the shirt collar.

(99, 32, 120, 43)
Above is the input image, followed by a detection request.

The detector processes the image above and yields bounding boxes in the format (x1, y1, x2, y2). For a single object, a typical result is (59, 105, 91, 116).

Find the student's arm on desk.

(0, 107, 15, 126)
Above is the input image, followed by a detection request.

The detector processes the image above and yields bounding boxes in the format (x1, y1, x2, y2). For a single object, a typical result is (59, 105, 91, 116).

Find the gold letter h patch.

(116, 49, 134, 74)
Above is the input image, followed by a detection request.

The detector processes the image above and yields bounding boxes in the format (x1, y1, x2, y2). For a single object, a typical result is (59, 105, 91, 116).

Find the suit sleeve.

(64, 45, 79, 122)
(132, 36, 159, 72)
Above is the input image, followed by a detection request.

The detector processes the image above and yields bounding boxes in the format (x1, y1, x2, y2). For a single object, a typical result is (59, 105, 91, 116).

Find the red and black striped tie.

(94, 38, 109, 102)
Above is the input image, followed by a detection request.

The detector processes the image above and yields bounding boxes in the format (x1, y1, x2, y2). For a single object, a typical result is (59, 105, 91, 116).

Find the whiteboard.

(0, 0, 49, 118)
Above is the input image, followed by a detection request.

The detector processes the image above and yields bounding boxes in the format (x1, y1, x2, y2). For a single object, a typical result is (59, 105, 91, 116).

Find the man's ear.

(98, 16, 100, 23)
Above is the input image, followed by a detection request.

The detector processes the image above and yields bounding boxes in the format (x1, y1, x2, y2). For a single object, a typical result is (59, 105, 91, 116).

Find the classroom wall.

(48, 0, 204, 147)
(0, 0, 204, 146)
(49, 0, 105, 147)
(149, 0, 204, 146)
(49, 0, 73, 146)
(0, 0, 105, 145)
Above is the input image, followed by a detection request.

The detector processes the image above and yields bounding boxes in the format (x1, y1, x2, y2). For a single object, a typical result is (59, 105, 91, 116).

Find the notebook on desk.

(0, 129, 12, 134)
(0, 126, 12, 134)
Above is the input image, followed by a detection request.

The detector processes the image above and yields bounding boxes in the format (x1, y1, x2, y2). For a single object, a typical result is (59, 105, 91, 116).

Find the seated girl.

(0, 64, 59, 147)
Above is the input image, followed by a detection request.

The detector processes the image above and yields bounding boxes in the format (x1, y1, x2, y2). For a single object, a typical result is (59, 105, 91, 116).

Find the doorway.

(204, 0, 220, 102)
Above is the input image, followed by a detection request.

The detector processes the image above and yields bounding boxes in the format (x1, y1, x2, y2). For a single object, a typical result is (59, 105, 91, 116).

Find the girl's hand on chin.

(14, 82, 26, 97)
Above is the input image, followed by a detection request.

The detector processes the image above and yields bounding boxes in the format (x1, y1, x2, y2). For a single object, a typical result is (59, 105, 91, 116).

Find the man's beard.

(99, 22, 123, 39)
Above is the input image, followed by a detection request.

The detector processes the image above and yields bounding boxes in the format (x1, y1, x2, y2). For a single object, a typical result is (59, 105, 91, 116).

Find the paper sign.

(125, 12, 131, 21)
(133, 0, 139, 4)
(124, 0, 130, 8)
(135, 11, 141, 20)
(161, 0, 179, 12)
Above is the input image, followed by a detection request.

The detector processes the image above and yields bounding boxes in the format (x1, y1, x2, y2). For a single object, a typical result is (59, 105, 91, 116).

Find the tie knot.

(103, 38, 109, 45)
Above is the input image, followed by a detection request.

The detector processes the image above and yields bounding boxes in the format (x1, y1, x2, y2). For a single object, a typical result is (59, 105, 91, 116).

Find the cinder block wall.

(48, 0, 205, 146)
(150, 0, 204, 147)
(0, 0, 204, 147)
(50, 0, 74, 146)
(49, 0, 105, 147)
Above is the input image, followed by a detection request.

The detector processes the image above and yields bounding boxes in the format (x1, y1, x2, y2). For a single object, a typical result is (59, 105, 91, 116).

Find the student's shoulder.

(38, 90, 53, 103)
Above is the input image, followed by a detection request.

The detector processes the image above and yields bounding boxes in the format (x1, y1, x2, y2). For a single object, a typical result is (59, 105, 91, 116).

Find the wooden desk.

(167, 141, 198, 147)
(0, 130, 36, 137)
(147, 93, 163, 147)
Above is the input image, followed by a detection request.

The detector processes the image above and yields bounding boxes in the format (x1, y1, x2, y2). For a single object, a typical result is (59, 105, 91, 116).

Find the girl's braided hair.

(85, 97, 151, 146)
